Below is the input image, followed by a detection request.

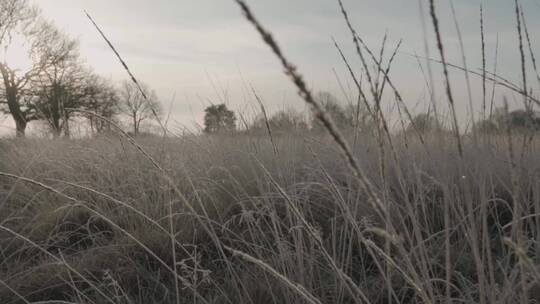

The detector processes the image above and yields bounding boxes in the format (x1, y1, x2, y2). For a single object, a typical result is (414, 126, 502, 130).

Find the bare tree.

(83, 75, 119, 134)
(0, 0, 36, 45)
(31, 24, 84, 137)
(118, 80, 160, 135)
(311, 91, 349, 132)
(0, 3, 83, 137)
(0, 0, 38, 136)
(33, 65, 89, 137)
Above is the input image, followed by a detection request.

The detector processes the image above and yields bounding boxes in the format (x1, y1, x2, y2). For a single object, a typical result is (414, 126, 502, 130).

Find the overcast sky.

(3, 0, 540, 134)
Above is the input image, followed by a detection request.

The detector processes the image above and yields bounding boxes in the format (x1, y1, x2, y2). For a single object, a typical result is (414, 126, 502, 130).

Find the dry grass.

(0, 133, 539, 303)
(1, 1, 540, 303)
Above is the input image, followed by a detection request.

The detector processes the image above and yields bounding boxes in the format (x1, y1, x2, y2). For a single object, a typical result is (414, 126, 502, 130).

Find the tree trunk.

(15, 118, 27, 137)
(64, 120, 70, 138)
(51, 126, 61, 138)
(50, 89, 62, 138)
(133, 113, 138, 135)
(51, 108, 62, 138)
(0, 64, 27, 137)
(63, 111, 70, 138)
(89, 117, 95, 134)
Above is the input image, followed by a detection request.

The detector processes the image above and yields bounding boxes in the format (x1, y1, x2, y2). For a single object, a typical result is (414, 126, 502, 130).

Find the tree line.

(4, 1, 537, 138)
(0, 0, 161, 137)
(204, 91, 540, 135)
(203, 91, 374, 134)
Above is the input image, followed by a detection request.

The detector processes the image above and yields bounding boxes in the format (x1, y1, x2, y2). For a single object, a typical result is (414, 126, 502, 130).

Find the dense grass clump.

(0, 133, 539, 303)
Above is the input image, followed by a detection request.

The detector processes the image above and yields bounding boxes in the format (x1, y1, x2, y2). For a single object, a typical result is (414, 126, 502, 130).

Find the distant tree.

(475, 108, 540, 134)
(407, 113, 440, 133)
(344, 102, 374, 133)
(0, 62, 39, 136)
(31, 26, 85, 137)
(0, 6, 87, 138)
(118, 80, 161, 135)
(506, 110, 540, 131)
(311, 92, 349, 131)
(1, 3, 133, 138)
(204, 103, 236, 133)
(83, 75, 119, 133)
(0, 0, 36, 48)
(474, 119, 499, 134)
(0, 0, 39, 136)
(252, 109, 307, 133)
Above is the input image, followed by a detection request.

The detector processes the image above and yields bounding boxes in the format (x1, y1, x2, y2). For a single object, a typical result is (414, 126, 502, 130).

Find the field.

(2, 0, 540, 303)
(0, 132, 539, 303)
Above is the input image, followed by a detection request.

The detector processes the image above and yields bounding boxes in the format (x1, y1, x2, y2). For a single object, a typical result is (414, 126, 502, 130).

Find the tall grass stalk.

(1, 1, 539, 303)
(428, 0, 463, 158)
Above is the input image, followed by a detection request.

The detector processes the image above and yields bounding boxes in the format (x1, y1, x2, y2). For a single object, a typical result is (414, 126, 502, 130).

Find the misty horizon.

(1, 0, 539, 136)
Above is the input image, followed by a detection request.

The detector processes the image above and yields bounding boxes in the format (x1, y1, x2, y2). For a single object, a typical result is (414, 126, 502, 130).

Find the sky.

(2, 0, 540, 135)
